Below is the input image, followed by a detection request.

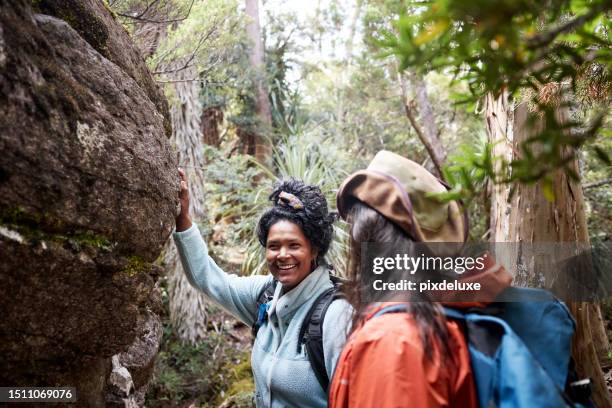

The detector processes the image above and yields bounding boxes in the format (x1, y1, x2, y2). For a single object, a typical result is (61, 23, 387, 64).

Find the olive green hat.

(336, 150, 467, 243)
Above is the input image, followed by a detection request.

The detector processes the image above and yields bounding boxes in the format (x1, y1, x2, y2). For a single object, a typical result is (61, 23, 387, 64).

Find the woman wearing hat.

(329, 151, 512, 408)
(173, 171, 352, 408)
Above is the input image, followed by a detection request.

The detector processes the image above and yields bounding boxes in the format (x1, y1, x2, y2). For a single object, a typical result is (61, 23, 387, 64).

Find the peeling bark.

(164, 65, 210, 344)
(485, 89, 514, 244)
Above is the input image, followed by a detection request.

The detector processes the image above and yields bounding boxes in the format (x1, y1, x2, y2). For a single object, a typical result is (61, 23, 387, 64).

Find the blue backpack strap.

(251, 279, 276, 339)
(372, 303, 410, 318)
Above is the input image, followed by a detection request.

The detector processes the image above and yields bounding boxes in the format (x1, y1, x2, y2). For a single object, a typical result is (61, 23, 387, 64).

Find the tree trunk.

(164, 65, 210, 343)
(245, 0, 272, 165)
(335, 0, 363, 132)
(201, 106, 223, 147)
(407, 71, 447, 165)
(485, 89, 515, 267)
(237, 127, 257, 156)
(398, 71, 446, 178)
(127, 6, 211, 344)
(486, 90, 611, 408)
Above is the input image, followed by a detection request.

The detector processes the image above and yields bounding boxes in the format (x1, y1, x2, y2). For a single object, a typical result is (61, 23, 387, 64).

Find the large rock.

(0, 1, 176, 405)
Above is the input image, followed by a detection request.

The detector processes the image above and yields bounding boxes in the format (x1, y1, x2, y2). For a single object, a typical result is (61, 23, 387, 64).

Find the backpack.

(372, 287, 594, 408)
(251, 271, 345, 392)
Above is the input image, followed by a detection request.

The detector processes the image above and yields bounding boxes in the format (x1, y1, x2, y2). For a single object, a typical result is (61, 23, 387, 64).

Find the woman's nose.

(278, 247, 289, 258)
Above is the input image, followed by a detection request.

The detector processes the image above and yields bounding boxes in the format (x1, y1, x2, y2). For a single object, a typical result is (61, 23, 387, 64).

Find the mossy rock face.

(0, 1, 174, 405)
(0, 4, 176, 260)
(32, 0, 171, 137)
(35, 0, 110, 57)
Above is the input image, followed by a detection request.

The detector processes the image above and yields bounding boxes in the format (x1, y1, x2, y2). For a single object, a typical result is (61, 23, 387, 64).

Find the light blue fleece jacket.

(173, 224, 352, 408)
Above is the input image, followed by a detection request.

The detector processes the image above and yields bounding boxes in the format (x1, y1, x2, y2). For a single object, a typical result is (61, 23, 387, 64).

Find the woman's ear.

(312, 248, 319, 261)
(311, 249, 319, 269)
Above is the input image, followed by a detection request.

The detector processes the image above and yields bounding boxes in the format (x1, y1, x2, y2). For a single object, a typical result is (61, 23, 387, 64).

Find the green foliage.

(148, 330, 254, 407)
(582, 133, 612, 241)
(378, 0, 611, 193)
(435, 136, 492, 239)
(438, 137, 491, 201)
(264, 10, 308, 137)
(147, 282, 254, 407)
(155, 1, 244, 68)
(201, 145, 271, 275)
(381, 0, 611, 99)
(122, 255, 149, 277)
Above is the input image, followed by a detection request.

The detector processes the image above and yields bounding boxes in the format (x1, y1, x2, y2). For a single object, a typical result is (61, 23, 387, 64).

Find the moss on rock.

(122, 255, 150, 277)
(36, 0, 110, 57)
(0, 206, 113, 251)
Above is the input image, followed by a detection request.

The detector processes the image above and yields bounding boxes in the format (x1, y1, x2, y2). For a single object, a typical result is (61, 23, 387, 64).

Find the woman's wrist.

(176, 213, 193, 232)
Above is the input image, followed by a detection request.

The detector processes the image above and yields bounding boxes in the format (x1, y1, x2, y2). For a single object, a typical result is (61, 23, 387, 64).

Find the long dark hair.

(345, 202, 451, 360)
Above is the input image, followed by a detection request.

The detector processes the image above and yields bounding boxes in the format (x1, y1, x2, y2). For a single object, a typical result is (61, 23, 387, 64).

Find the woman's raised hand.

(175, 168, 192, 232)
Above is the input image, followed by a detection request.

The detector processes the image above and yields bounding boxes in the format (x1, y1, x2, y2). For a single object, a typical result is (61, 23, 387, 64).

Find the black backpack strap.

(251, 278, 277, 339)
(565, 358, 594, 406)
(329, 274, 346, 286)
(298, 276, 345, 393)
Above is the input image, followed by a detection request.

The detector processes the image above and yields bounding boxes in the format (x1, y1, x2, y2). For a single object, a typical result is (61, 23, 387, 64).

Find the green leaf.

(541, 178, 555, 202)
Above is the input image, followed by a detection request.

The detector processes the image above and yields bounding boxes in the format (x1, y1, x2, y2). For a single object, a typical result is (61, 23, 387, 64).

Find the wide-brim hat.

(336, 150, 467, 243)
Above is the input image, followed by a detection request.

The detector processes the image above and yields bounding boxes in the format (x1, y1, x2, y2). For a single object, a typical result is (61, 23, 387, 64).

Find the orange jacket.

(329, 258, 512, 408)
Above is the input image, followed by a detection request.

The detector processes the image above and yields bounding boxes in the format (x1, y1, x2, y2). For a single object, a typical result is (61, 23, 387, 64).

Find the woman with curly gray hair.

(174, 170, 352, 408)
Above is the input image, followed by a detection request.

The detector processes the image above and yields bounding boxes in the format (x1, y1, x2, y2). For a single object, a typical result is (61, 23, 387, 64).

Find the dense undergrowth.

(146, 282, 255, 408)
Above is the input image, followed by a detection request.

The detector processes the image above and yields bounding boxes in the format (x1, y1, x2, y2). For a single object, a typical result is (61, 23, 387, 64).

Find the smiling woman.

(173, 173, 352, 408)
(265, 220, 316, 290)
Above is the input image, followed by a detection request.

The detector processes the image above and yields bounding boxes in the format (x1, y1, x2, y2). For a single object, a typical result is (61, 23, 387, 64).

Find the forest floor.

(146, 305, 255, 408)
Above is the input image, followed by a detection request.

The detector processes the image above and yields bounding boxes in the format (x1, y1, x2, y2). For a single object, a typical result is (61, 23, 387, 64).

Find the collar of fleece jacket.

(267, 264, 330, 321)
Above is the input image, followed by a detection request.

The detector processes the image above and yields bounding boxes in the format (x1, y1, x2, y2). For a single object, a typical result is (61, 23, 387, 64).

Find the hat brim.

(337, 170, 466, 243)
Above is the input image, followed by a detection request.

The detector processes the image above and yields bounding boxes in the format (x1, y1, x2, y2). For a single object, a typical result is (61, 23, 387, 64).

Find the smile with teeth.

(277, 264, 298, 270)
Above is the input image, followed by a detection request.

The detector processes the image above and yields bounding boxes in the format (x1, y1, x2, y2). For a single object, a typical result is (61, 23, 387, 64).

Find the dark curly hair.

(256, 179, 336, 263)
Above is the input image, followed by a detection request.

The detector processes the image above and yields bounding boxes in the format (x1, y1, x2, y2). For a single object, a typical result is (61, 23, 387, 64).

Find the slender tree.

(398, 70, 447, 178)
(245, 0, 272, 164)
(164, 65, 210, 343)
